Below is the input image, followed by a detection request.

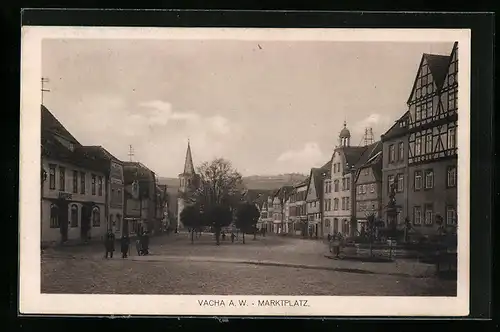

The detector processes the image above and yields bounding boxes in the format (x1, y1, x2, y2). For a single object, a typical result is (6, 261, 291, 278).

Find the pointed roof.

(306, 168, 324, 200)
(381, 111, 410, 141)
(182, 140, 195, 175)
(407, 53, 451, 104)
(41, 104, 80, 145)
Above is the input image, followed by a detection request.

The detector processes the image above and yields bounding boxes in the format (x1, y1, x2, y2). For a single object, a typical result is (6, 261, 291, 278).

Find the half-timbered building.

(407, 42, 458, 235)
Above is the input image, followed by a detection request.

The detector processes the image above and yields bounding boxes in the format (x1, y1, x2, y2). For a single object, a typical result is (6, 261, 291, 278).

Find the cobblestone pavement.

(41, 233, 456, 296)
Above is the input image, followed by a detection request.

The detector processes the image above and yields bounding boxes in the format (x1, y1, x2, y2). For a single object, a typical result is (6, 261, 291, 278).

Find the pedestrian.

(231, 232, 235, 243)
(104, 231, 115, 259)
(142, 231, 150, 255)
(327, 233, 331, 242)
(121, 235, 130, 258)
(332, 232, 341, 258)
(221, 231, 226, 241)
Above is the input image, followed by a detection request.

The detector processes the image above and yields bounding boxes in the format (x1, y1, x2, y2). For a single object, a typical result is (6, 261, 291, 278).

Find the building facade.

(123, 162, 158, 235)
(354, 141, 383, 233)
(289, 179, 308, 236)
(306, 168, 327, 238)
(41, 105, 108, 245)
(407, 43, 458, 236)
(329, 122, 366, 237)
(381, 113, 410, 227)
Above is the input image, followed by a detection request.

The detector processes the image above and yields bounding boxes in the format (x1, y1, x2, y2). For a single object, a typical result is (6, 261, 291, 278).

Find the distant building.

(381, 112, 410, 228)
(353, 141, 383, 233)
(122, 162, 158, 235)
(177, 141, 200, 230)
(271, 186, 294, 234)
(41, 105, 108, 245)
(406, 43, 458, 235)
(306, 167, 328, 238)
(289, 179, 308, 236)
(329, 122, 366, 237)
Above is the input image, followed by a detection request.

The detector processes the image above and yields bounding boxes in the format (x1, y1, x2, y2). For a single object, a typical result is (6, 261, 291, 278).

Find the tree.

(183, 158, 244, 244)
(180, 205, 202, 244)
(205, 204, 233, 245)
(235, 203, 260, 244)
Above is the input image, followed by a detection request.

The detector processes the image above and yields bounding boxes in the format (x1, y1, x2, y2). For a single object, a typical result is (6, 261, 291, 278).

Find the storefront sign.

(58, 192, 72, 200)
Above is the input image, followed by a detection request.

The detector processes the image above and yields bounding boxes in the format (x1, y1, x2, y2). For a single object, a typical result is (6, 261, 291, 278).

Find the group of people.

(103, 230, 150, 259)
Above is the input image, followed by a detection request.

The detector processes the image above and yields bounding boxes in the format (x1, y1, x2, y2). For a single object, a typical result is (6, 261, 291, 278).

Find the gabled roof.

(407, 53, 451, 104)
(273, 185, 294, 200)
(41, 105, 80, 145)
(381, 111, 409, 142)
(79, 145, 122, 164)
(122, 162, 155, 184)
(294, 176, 310, 188)
(306, 168, 325, 200)
(354, 141, 382, 170)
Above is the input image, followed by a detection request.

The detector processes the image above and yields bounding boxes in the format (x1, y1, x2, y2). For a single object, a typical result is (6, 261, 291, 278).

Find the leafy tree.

(235, 203, 260, 244)
(205, 204, 233, 245)
(183, 158, 244, 244)
(180, 205, 202, 244)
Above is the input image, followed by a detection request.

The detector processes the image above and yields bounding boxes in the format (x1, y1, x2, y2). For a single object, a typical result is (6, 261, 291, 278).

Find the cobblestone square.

(41, 233, 456, 296)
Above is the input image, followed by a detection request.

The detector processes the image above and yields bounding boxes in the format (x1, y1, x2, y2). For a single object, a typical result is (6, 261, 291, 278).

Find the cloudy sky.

(42, 39, 453, 177)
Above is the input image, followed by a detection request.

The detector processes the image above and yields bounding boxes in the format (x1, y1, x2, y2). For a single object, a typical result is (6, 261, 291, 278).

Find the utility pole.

(128, 145, 135, 162)
(41, 77, 50, 105)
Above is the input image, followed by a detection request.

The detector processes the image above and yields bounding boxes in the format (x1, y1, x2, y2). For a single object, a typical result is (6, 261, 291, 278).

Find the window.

(362, 184, 366, 194)
(346, 197, 350, 210)
(346, 178, 350, 191)
(416, 105, 422, 121)
(370, 183, 375, 193)
(92, 207, 100, 227)
(425, 134, 433, 154)
(49, 164, 56, 190)
(333, 164, 337, 173)
(50, 204, 59, 228)
(446, 206, 457, 226)
(424, 100, 433, 118)
(116, 214, 121, 231)
(388, 175, 395, 193)
(91, 174, 96, 195)
(334, 180, 339, 192)
(448, 89, 457, 110)
(415, 137, 422, 155)
(328, 199, 331, 211)
(413, 206, 422, 225)
(357, 185, 361, 195)
(364, 168, 369, 176)
(341, 178, 346, 191)
(341, 198, 345, 210)
(397, 174, 404, 192)
(98, 176, 103, 196)
(325, 219, 330, 228)
(424, 204, 433, 225)
(447, 166, 457, 187)
(334, 198, 339, 211)
(59, 167, 66, 191)
(389, 144, 395, 162)
(72, 171, 78, 193)
(414, 171, 422, 190)
(398, 142, 404, 161)
(70, 204, 78, 227)
(80, 172, 86, 194)
(424, 170, 434, 189)
(447, 127, 456, 149)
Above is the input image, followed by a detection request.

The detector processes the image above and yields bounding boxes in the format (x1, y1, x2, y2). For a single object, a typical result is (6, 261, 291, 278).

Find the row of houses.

(255, 42, 459, 240)
(41, 105, 170, 245)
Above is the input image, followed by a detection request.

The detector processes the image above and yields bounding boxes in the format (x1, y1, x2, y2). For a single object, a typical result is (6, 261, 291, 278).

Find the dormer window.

(69, 142, 75, 152)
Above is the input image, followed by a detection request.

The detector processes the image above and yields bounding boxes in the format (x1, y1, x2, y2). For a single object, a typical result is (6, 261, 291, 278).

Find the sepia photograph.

(20, 27, 470, 316)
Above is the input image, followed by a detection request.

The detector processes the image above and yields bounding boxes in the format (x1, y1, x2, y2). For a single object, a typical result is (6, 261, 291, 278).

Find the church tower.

(177, 140, 197, 230)
(339, 121, 351, 147)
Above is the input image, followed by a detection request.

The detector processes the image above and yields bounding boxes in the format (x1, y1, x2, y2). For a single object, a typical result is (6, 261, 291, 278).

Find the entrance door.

(81, 205, 91, 240)
(58, 201, 69, 242)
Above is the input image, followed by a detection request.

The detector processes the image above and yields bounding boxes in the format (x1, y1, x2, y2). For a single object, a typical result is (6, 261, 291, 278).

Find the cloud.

(353, 113, 392, 138)
(138, 100, 200, 126)
(276, 142, 327, 173)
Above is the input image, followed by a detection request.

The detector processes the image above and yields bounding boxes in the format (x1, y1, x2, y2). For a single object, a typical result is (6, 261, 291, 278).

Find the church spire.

(183, 140, 195, 174)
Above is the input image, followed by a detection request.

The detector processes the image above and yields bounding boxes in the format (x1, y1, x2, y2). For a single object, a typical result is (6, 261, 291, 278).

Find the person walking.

(231, 232, 235, 243)
(121, 235, 130, 258)
(104, 231, 115, 259)
(142, 231, 150, 255)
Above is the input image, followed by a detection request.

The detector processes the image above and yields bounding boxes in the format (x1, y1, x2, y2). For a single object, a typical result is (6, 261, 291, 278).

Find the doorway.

(81, 205, 91, 241)
(58, 201, 69, 243)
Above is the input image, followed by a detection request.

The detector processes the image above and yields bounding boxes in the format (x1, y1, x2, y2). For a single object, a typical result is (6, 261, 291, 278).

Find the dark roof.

(273, 185, 294, 200)
(123, 162, 155, 184)
(407, 53, 451, 104)
(307, 168, 324, 198)
(381, 111, 409, 141)
(294, 176, 310, 188)
(79, 145, 122, 164)
(354, 141, 383, 170)
(342, 146, 367, 169)
(41, 105, 80, 145)
(242, 189, 273, 205)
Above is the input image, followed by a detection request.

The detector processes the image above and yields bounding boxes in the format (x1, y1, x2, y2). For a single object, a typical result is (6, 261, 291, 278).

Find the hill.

(157, 173, 307, 191)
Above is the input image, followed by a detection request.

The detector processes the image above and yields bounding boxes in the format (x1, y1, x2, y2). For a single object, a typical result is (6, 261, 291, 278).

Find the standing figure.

(142, 231, 150, 255)
(121, 235, 130, 258)
(231, 232, 235, 243)
(104, 231, 115, 259)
